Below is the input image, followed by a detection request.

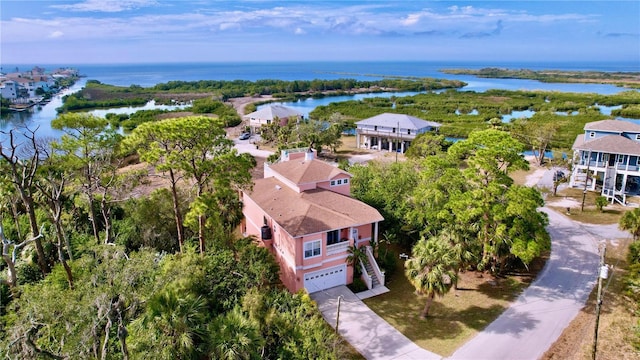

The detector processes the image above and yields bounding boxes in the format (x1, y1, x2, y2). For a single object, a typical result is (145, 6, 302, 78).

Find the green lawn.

(363, 249, 536, 356)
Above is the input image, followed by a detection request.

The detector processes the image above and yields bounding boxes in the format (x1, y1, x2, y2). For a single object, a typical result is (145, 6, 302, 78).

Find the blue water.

(501, 110, 537, 123)
(2, 61, 639, 141)
(257, 91, 419, 118)
(4, 60, 638, 90)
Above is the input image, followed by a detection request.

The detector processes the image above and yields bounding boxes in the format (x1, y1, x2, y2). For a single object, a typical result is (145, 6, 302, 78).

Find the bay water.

(1, 61, 638, 141)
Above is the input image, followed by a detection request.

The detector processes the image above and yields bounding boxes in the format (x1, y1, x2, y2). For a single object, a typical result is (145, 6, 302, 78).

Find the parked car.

(239, 132, 251, 140)
(553, 170, 565, 182)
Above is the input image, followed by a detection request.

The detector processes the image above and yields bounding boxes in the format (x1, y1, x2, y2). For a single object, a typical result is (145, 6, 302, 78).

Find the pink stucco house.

(241, 148, 385, 293)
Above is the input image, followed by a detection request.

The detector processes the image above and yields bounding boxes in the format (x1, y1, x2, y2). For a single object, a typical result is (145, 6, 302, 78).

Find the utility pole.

(582, 149, 592, 212)
(335, 295, 344, 333)
(395, 121, 399, 163)
(592, 244, 608, 360)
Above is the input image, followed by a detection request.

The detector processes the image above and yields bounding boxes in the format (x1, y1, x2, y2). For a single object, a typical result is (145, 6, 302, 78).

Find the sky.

(1, 0, 639, 65)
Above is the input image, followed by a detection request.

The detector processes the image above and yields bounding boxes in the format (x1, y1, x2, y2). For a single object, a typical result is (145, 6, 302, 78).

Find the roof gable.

(245, 105, 302, 120)
(247, 177, 383, 237)
(356, 113, 441, 130)
(584, 119, 640, 133)
(268, 158, 349, 185)
(573, 133, 640, 156)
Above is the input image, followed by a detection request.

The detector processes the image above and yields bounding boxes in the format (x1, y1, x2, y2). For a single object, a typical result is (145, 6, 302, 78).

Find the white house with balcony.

(570, 119, 640, 205)
(243, 105, 303, 133)
(355, 113, 441, 153)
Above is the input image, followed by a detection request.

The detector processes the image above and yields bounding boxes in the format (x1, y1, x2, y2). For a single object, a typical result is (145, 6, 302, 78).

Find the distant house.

(241, 148, 385, 293)
(570, 119, 640, 205)
(32, 75, 55, 92)
(12, 78, 37, 98)
(243, 105, 303, 133)
(0, 80, 19, 100)
(355, 113, 441, 153)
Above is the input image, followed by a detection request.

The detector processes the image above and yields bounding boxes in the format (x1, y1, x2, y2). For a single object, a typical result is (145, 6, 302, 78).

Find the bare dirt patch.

(227, 95, 274, 116)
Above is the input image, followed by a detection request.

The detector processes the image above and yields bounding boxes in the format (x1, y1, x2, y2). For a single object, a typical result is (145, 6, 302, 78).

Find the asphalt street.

(448, 207, 602, 360)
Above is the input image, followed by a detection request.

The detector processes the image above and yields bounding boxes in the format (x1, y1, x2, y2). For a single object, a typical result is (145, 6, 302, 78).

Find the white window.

(331, 178, 348, 186)
(304, 240, 321, 259)
(589, 132, 595, 138)
(635, 134, 640, 141)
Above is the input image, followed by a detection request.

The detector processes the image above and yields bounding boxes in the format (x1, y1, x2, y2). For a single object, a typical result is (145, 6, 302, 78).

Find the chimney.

(305, 149, 314, 161)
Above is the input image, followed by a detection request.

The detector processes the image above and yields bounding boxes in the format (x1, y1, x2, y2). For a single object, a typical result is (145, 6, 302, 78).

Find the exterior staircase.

(362, 245, 385, 289)
(364, 259, 380, 288)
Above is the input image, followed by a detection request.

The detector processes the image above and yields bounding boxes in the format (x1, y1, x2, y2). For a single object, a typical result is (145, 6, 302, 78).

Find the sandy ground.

(227, 95, 273, 117)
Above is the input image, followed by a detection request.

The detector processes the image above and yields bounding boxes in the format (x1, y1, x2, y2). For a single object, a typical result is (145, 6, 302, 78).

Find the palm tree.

(620, 207, 640, 240)
(136, 289, 207, 359)
(208, 307, 264, 360)
(438, 227, 476, 292)
(346, 245, 367, 278)
(405, 236, 459, 318)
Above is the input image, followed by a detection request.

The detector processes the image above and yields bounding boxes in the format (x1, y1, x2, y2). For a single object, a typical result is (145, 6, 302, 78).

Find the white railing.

(365, 246, 385, 287)
(326, 241, 349, 256)
(359, 260, 372, 290)
(578, 160, 606, 168)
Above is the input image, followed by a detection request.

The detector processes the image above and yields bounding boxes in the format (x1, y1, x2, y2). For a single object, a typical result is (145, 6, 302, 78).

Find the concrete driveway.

(311, 286, 441, 360)
(231, 133, 274, 158)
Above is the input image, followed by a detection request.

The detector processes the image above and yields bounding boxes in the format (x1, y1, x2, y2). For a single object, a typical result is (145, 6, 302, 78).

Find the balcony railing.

(577, 160, 640, 171)
(617, 164, 640, 172)
(577, 160, 606, 168)
(326, 240, 350, 256)
(357, 128, 417, 140)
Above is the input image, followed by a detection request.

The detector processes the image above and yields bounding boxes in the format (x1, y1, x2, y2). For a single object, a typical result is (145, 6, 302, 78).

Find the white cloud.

(52, 0, 159, 13)
(401, 13, 423, 26)
(219, 22, 240, 31)
(0, 2, 606, 45)
(48, 30, 64, 38)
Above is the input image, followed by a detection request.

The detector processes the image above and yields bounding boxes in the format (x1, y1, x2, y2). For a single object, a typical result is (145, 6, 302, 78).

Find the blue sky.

(1, 0, 639, 64)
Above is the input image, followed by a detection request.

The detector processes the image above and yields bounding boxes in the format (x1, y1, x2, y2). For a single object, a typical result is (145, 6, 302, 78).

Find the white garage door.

(304, 264, 347, 293)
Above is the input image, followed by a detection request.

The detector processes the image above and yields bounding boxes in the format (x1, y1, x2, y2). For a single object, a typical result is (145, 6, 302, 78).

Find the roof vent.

(275, 185, 281, 190)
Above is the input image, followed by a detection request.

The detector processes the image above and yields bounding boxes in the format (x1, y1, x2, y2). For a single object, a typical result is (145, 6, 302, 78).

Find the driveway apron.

(311, 286, 441, 360)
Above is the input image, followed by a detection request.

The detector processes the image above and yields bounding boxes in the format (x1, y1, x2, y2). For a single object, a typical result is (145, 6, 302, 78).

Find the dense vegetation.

(151, 77, 466, 100)
(0, 115, 348, 359)
(620, 208, 640, 349)
(0, 96, 10, 116)
(104, 98, 242, 132)
(442, 68, 640, 89)
(345, 129, 550, 316)
(57, 77, 465, 112)
(309, 89, 640, 149)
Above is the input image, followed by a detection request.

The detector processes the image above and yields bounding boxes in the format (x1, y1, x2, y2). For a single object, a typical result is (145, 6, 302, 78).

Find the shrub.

(595, 196, 608, 212)
(629, 241, 640, 265)
(348, 278, 368, 293)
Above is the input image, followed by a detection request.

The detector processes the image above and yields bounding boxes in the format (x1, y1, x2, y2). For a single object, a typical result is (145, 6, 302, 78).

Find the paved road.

(448, 207, 602, 360)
